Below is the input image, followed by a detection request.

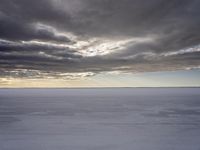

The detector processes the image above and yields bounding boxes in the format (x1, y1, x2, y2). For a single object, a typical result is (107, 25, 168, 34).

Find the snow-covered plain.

(0, 88, 200, 150)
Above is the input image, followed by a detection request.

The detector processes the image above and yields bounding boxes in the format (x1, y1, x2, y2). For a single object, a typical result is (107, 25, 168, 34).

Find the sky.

(0, 0, 200, 87)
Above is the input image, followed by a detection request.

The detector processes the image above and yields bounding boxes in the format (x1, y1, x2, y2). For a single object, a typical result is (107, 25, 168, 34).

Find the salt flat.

(0, 88, 200, 150)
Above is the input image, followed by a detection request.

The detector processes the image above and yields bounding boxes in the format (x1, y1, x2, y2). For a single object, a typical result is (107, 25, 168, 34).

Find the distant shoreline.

(0, 87, 200, 89)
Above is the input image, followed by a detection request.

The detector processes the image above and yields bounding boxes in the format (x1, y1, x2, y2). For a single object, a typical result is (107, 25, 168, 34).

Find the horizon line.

(0, 86, 200, 89)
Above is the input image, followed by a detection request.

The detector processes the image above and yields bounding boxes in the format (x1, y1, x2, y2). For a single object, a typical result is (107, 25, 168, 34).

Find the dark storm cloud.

(0, 15, 71, 42)
(79, 0, 200, 54)
(0, 0, 72, 42)
(0, 0, 200, 79)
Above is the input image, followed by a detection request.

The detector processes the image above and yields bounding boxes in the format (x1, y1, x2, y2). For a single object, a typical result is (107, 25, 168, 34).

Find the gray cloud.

(0, 0, 200, 79)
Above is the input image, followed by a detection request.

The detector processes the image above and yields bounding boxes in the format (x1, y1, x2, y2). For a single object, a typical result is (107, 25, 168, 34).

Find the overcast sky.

(0, 0, 200, 87)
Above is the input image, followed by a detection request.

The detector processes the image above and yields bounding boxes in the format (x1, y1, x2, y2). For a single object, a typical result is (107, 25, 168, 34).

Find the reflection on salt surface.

(0, 88, 200, 150)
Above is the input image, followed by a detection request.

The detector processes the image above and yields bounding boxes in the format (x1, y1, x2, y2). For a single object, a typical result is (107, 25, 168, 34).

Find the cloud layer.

(0, 0, 200, 79)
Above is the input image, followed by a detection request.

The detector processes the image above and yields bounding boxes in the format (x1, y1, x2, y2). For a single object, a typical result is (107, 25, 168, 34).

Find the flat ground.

(0, 88, 200, 150)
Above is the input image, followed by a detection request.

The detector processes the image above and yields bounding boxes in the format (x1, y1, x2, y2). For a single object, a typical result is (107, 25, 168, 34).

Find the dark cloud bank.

(0, 0, 200, 79)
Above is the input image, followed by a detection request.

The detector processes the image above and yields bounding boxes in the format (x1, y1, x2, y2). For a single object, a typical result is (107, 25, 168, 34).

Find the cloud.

(0, 0, 200, 80)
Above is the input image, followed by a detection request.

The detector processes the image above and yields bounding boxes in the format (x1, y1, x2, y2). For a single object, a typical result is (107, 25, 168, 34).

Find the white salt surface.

(0, 88, 200, 150)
